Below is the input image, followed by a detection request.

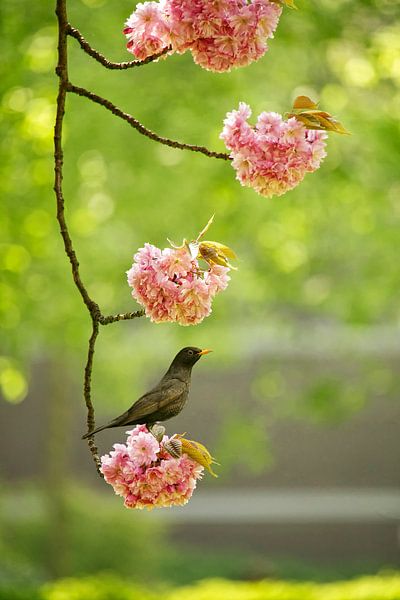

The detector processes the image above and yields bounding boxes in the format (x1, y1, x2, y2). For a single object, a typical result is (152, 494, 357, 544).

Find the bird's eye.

(188, 350, 194, 356)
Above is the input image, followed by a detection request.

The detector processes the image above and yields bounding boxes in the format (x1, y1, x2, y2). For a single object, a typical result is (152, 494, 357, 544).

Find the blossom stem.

(66, 82, 231, 160)
(66, 24, 171, 69)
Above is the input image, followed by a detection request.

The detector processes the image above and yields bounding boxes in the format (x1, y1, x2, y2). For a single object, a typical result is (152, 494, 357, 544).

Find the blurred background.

(1, 0, 399, 597)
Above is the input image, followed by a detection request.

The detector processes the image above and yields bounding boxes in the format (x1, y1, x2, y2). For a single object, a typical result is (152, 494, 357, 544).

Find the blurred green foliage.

(251, 355, 400, 424)
(0, 484, 166, 583)
(1, 572, 400, 600)
(1, 0, 399, 410)
(1, 483, 397, 588)
(0, 484, 283, 585)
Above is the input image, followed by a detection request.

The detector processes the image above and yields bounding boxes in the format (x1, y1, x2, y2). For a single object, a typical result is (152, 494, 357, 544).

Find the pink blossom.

(124, 0, 282, 72)
(127, 244, 230, 325)
(128, 430, 160, 466)
(100, 427, 204, 510)
(220, 103, 328, 197)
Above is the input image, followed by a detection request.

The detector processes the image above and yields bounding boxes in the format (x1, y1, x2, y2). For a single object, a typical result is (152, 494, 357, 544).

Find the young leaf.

(199, 241, 238, 270)
(177, 435, 219, 477)
(270, 0, 297, 9)
(293, 95, 319, 110)
(168, 216, 237, 270)
(287, 95, 350, 134)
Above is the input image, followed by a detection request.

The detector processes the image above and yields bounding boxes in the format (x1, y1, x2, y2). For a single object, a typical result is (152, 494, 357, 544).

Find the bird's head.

(172, 346, 212, 368)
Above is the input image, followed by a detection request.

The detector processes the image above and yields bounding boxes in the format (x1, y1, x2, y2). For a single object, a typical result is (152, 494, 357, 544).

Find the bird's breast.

(160, 390, 188, 420)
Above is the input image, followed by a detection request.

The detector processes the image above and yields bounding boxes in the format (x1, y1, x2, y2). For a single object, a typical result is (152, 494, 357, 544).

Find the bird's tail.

(82, 423, 109, 439)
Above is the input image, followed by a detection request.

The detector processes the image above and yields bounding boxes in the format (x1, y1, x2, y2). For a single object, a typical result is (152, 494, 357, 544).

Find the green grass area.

(1, 573, 400, 600)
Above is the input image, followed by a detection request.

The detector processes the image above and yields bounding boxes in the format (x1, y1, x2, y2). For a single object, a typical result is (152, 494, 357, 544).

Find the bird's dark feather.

(112, 378, 187, 426)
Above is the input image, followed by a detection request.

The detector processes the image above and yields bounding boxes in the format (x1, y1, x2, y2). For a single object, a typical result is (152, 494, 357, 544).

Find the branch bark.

(99, 310, 145, 325)
(54, 0, 103, 472)
(67, 24, 171, 69)
(83, 319, 102, 475)
(67, 82, 231, 160)
(54, 3, 100, 318)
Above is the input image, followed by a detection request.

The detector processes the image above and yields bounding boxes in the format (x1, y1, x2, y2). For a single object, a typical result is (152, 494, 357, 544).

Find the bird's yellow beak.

(198, 348, 212, 355)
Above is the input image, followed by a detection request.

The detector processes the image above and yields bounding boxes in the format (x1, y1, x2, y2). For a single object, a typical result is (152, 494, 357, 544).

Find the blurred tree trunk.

(44, 356, 72, 578)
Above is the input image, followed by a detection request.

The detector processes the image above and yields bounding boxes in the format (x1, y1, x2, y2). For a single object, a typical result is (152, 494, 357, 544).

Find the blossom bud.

(163, 438, 182, 458)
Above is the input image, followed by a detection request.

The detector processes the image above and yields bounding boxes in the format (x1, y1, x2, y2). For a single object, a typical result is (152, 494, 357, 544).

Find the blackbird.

(82, 346, 211, 439)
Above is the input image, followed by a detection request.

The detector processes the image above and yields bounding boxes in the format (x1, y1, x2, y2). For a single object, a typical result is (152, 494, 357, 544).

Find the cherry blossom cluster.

(220, 102, 328, 197)
(100, 425, 204, 510)
(127, 243, 230, 325)
(123, 0, 282, 72)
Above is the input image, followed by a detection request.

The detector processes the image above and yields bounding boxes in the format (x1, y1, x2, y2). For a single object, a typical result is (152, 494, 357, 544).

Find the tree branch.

(67, 82, 231, 160)
(82, 319, 102, 474)
(54, 5, 100, 320)
(66, 24, 171, 70)
(99, 310, 145, 325)
(54, 1, 143, 475)
(54, 0, 101, 472)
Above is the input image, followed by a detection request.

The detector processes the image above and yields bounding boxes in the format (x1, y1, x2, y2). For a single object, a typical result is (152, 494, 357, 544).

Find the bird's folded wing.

(123, 378, 187, 422)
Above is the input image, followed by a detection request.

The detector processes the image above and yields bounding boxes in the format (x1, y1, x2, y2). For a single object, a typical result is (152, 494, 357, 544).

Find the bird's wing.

(116, 378, 187, 425)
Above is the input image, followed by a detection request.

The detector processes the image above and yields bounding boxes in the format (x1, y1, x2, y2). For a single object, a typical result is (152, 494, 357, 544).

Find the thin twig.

(99, 310, 145, 325)
(67, 24, 170, 70)
(83, 319, 102, 475)
(54, 0, 102, 473)
(67, 83, 231, 160)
